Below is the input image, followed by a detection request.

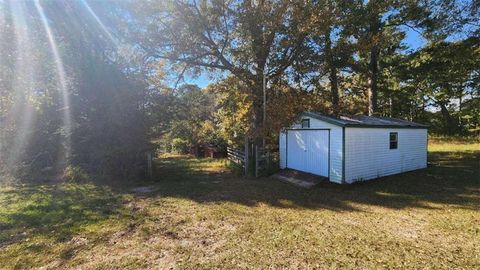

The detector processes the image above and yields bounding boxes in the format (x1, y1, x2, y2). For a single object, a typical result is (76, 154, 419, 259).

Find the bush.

(172, 138, 189, 154)
(62, 166, 90, 183)
(226, 160, 245, 176)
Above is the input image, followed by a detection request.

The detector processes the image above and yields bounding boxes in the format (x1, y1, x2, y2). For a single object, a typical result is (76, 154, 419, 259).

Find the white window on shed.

(390, 132, 398, 149)
(301, 119, 310, 128)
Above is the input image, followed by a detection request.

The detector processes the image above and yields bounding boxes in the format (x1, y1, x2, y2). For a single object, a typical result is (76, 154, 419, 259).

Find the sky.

(185, 73, 212, 88)
(185, 28, 428, 88)
(404, 28, 427, 50)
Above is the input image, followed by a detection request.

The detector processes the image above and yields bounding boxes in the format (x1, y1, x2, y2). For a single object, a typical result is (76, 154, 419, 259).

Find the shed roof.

(303, 112, 428, 129)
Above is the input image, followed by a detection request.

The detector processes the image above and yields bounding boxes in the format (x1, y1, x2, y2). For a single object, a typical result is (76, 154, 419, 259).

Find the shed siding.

(289, 117, 343, 183)
(279, 131, 287, 169)
(344, 128, 427, 183)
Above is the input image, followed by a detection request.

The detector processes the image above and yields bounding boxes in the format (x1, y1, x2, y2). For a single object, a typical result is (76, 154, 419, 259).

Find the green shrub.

(172, 138, 189, 154)
(226, 160, 244, 176)
(62, 166, 90, 183)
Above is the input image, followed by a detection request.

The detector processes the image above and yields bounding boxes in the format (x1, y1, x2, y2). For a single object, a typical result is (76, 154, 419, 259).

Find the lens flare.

(80, 0, 118, 47)
(5, 0, 36, 170)
(0, 1, 6, 168)
(34, 0, 72, 164)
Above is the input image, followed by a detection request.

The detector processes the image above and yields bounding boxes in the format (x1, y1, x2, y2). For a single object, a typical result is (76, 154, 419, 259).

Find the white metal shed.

(279, 112, 428, 184)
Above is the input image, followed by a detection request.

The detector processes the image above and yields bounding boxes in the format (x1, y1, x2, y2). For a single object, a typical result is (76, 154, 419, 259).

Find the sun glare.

(80, 0, 118, 47)
(34, 0, 72, 164)
(5, 0, 36, 170)
(1, 0, 121, 173)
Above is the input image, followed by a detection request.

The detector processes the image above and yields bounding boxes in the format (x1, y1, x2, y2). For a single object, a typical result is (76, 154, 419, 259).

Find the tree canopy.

(125, 0, 478, 144)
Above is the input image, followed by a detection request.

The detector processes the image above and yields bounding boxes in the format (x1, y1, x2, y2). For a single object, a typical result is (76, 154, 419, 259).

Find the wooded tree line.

(0, 0, 478, 181)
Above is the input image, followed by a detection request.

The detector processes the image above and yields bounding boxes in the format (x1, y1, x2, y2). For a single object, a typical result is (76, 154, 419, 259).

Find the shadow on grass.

(0, 151, 476, 250)
(0, 183, 124, 247)
(149, 151, 479, 212)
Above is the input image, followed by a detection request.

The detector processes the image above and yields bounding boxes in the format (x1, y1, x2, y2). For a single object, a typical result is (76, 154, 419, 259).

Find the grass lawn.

(0, 140, 479, 269)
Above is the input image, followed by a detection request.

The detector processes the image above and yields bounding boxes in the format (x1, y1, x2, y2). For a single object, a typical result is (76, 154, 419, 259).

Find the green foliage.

(148, 83, 227, 153)
(171, 138, 189, 154)
(226, 160, 245, 176)
(62, 166, 90, 183)
(400, 37, 480, 134)
(206, 77, 252, 146)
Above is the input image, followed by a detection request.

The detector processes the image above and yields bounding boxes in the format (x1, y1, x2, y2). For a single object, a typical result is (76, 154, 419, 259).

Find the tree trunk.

(329, 66, 339, 115)
(367, 45, 379, 116)
(367, 13, 380, 116)
(458, 94, 462, 128)
(325, 27, 339, 115)
(389, 95, 393, 117)
(438, 102, 455, 134)
(250, 78, 265, 146)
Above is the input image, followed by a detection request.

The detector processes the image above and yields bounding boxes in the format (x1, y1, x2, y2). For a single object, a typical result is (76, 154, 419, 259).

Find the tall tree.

(403, 37, 480, 134)
(128, 0, 319, 143)
(355, 0, 453, 115)
(303, 0, 356, 115)
(365, 1, 381, 116)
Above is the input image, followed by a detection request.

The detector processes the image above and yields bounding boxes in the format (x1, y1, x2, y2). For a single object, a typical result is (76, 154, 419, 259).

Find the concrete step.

(272, 169, 327, 189)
